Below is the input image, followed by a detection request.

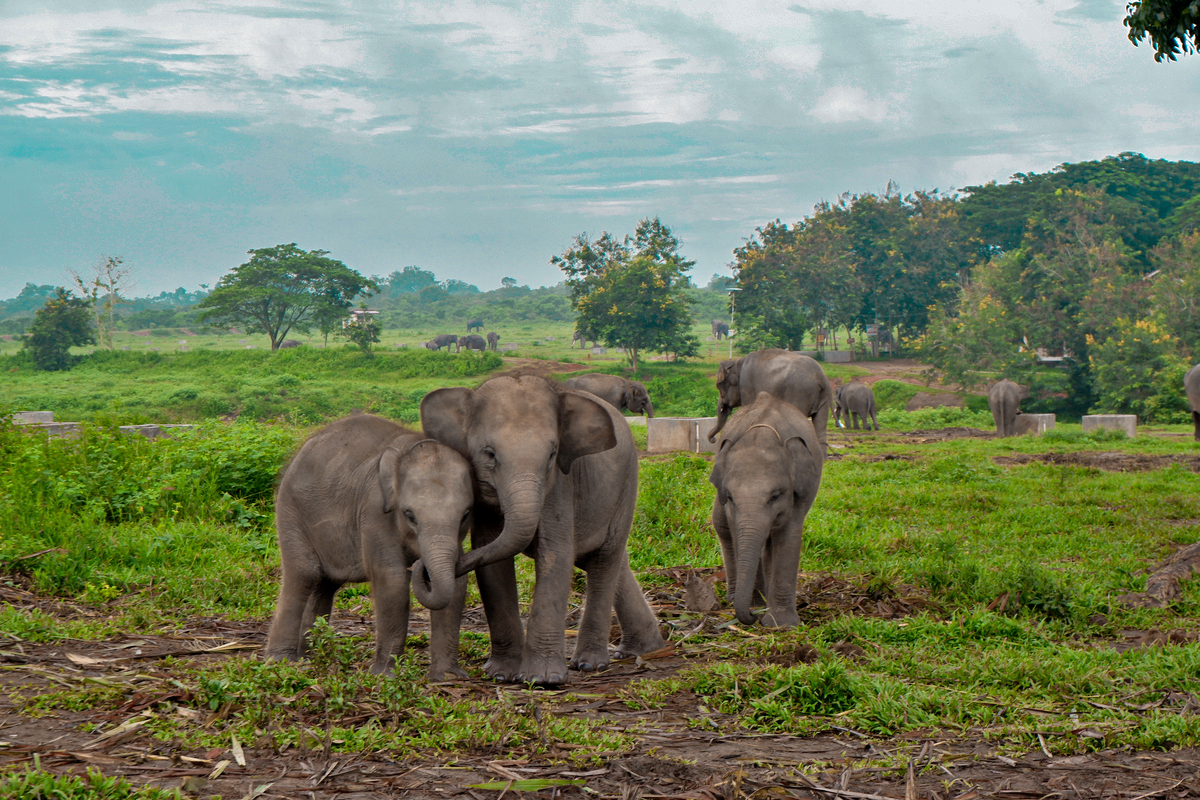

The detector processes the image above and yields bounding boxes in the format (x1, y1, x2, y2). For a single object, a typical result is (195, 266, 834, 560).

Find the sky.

(2, 0, 1199, 299)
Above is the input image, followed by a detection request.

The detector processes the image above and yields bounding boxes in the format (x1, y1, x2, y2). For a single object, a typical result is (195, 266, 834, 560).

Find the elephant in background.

(834, 381, 878, 431)
(563, 373, 654, 418)
(711, 319, 730, 340)
(421, 376, 665, 686)
(1186, 364, 1200, 441)
(467, 319, 484, 333)
(425, 334, 458, 351)
(709, 392, 823, 627)
(459, 334, 486, 353)
(278, 339, 303, 349)
(265, 415, 474, 679)
(707, 349, 833, 453)
(487, 331, 500, 351)
(572, 329, 597, 349)
(988, 379, 1029, 437)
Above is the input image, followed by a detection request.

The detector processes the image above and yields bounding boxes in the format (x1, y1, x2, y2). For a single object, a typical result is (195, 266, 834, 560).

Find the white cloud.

(810, 86, 890, 123)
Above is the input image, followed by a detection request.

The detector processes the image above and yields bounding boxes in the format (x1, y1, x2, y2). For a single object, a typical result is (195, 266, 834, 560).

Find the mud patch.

(860, 453, 916, 463)
(994, 451, 1200, 472)
(493, 358, 590, 380)
(899, 426, 993, 440)
(1110, 628, 1200, 653)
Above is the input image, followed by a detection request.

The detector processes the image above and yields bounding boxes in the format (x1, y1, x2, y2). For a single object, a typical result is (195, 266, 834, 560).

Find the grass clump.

(0, 768, 181, 800)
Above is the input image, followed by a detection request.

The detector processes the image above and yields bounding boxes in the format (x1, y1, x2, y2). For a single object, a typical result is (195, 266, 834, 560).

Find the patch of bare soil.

(899, 427, 994, 441)
(493, 358, 591, 379)
(994, 451, 1200, 473)
(131, 329, 152, 336)
(2, 576, 1197, 800)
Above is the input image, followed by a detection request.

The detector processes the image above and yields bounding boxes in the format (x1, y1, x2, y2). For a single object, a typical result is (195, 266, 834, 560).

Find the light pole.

(727, 287, 740, 360)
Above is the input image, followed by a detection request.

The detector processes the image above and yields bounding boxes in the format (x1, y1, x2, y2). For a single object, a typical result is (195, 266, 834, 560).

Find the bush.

(1089, 319, 1190, 422)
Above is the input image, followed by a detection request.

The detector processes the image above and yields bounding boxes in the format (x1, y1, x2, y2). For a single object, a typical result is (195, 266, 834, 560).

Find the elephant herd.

(424, 326, 502, 352)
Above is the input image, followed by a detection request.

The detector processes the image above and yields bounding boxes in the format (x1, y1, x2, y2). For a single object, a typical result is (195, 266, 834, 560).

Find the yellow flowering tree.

(1089, 318, 1190, 421)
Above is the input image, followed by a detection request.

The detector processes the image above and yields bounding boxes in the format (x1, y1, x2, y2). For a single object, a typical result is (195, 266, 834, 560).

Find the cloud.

(810, 86, 890, 123)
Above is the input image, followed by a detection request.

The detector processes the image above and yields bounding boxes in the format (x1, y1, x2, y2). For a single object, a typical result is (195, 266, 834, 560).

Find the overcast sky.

(2, 0, 1198, 298)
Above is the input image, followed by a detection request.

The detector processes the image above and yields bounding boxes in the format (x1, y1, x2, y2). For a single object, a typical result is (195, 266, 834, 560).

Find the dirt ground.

(993, 452, 1200, 473)
(4, 576, 1200, 800)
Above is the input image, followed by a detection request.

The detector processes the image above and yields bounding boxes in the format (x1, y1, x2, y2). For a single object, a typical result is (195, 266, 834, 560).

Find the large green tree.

(197, 244, 375, 350)
(555, 218, 699, 370)
(23, 288, 96, 371)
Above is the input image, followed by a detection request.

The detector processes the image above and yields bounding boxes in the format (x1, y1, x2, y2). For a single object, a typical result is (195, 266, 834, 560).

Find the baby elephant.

(988, 379, 1029, 437)
(709, 393, 824, 628)
(562, 373, 654, 417)
(265, 414, 474, 679)
(834, 381, 878, 430)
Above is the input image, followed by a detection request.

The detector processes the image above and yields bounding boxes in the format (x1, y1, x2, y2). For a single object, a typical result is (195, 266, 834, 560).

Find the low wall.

(1082, 414, 1137, 437)
(646, 417, 719, 454)
(1014, 414, 1056, 435)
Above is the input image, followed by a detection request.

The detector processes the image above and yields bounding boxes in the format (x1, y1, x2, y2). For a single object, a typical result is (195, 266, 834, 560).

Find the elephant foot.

(613, 627, 666, 660)
(262, 647, 301, 662)
(759, 608, 799, 628)
(569, 645, 611, 673)
(369, 655, 400, 675)
(516, 653, 569, 686)
(483, 653, 523, 683)
(427, 661, 469, 681)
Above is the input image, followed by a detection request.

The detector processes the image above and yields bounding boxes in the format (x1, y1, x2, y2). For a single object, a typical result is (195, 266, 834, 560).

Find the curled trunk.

(456, 478, 543, 576)
(410, 548, 458, 610)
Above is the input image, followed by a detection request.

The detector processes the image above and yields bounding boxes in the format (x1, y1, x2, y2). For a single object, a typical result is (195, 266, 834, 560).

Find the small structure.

(824, 351, 852, 363)
(344, 309, 380, 328)
(1014, 414, 1056, 435)
(646, 417, 720, 454)
(591, 347, 606, 355)
(1082, 414, 1137, 437)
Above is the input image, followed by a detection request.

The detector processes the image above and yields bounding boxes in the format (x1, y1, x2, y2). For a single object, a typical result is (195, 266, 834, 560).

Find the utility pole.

(727, 287, 740, 359)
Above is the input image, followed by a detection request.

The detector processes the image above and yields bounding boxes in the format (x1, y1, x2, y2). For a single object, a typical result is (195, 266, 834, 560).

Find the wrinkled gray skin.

(988, 379, 1030, 437)
(710, 320, 730, 340)
(425, 334, 459, 351)
(421, 376, 665, 686)
(459, 334, 486, 353)
(834, 382, 878, 431)
(467, 319, 484, 332)
(278, 339, 303, 349)
(563, 373, 655, 418)
(265, 415, 474, 679)
(487, 332, 500, 351)
(710, 393, 823, 627)
(707, 350, 832, 453)
(1186, 364, 1200, 441)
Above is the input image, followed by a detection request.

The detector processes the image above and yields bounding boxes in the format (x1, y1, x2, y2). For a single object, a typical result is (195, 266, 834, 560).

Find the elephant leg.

(1193, 410, 1200, 441)
(571, 553, 621, 672)
(265, 566, 322, 661)
(519, 533, 575, 685)
(712, 500, 737, 599)
(852, 412, 861, 430)
(871, 409, 879, 431)
(428, 574, 469, 680)
(476, 557, 525, 682)
(368, 565, 411, 675)
(612, 562, 665, 659)
(298, 578, 338, 656)
(810, 402, 830, 452)
(760, 519, 803, 629)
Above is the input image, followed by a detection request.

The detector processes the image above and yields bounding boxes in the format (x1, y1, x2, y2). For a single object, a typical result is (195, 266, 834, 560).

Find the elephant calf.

(988, 379, 1029, 437)
(834, 381, 878, 431)
(265, 414, 474, 679)
(710, 393, 823, 628)
(563, 373, 654, 418)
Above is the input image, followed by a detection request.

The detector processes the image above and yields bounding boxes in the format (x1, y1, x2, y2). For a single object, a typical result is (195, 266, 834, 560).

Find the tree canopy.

(197, 244, 375, 351)
(555, 217, 699, 370)
(23, 288, 96, 371)
(1125, 0, 1200, 61)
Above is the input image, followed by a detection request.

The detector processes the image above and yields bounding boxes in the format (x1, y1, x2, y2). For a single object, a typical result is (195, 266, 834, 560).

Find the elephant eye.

(404, 510, 417, 525)
(481, 446, 497, 463)
(461, 509, 471, 523)
(769, 491, 783, 502)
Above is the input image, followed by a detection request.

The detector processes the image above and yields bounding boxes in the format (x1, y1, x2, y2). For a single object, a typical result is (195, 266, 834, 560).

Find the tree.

(197, 244, 375, 351)
(69, 255, 134, 351)
(1125, 0, 1200, 61)
(555, 218, 699, 370)
(23, 288, 96, 371)
(339, 310, 381, 354)
(501, 277, 518, 289)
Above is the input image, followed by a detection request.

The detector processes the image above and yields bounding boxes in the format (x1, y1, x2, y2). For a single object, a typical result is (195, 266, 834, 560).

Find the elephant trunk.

(456, 477, 543, 576)
(644, 400, 654, 419)
(410, 544, 459, 610)
(708, 403, 731, 442)
(733, 513, 771, 626)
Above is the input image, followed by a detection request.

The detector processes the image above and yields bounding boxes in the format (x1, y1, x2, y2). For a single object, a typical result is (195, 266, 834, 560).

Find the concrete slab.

(120, 424, 197, 441)
(591, 347, 607, 355)
(647, 417, 695, 453)
(695, 417, 719, 453)
(1082, 414, 1137, 437)
(625, 416, 647, 426)
(1015, 413, 1056, 435)
(823, 350, 853, 363)
(12, 411, 54, 424)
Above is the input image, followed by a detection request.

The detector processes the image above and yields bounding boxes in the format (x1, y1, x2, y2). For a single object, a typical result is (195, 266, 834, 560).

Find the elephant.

(562, 373, 654, 418)
(572, 329, 596, 349)
(467, 319, 484, 333)
(709, 392, 823, 628)
(425, 334, 458, 351)
(706, 349, 832, 454)
(1186, 364, 1200, 441)
(988, 379, 1029, 437)
(420, 375, 666, 686)
(278, 339, 303, 349)
(711, 320, 730, 340)
(834, 381, 878, 431)
(265, 414, 474, 679)
(487, 332, 500, 351)
(459, 334, 486, 353)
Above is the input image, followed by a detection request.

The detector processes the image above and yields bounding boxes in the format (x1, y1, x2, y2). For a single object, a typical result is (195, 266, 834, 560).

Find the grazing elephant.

(265, 415, 474, 679)
(563, 373, 654, 418)
(421, 376, 666, 685)
(278, 339, 303, 349)
(487, 331, 500, 351)
(711, 320, 730, 340)
(988, 379, 1029, 437)
(425, 334, 459, 351)
(459, 334, 486, 353)
(706, 349, 832, 453)
(834, 381, 878, 431)
(709, 393, 823, 627)
(1186, 364, 1200, 441)
(467, 319, 484, 333)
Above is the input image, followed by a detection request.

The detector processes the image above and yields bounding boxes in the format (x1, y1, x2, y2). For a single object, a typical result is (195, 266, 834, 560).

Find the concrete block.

(647, 417, 695, 453)
(1082, 414, 1137, 437)
(625, 416, 647, 426)
(591, 347, 606, 355)
(695, 418, 719, 453)
(120, 424, 197, 441)
(823, 350, 852, 363)
(500, 343, 519, 352)
(1014, 414, 1056, 435)
(12, 411, 54, 424)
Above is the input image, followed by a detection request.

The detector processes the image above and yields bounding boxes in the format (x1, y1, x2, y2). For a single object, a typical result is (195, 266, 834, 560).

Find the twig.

(1128, 779, 1186, 800)
(1036, 733, 1052, 759)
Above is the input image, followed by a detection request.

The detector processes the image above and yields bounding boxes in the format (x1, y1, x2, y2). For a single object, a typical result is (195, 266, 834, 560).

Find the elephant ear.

(557, 390, 617, 473)
(377, 446, 404, 514)
(708, 438, 733, 505)
(421, 387, 472, 457)
(784, 434, 820, 489)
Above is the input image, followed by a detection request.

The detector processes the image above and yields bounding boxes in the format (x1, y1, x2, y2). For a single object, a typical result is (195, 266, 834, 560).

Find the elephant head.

(420, 376, 618, 576)
(377, 439, 473, 611)
(625, 380, 654, 418)
(715, 358, 744, 419)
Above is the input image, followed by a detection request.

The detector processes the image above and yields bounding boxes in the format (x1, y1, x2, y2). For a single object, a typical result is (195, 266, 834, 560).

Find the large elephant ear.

(378, 446, 404, 513)
(557, 390, 617, 473)
(784, 434, 821, 487)
(421, 387, 472, 457)
(708, 438, 732, 504)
